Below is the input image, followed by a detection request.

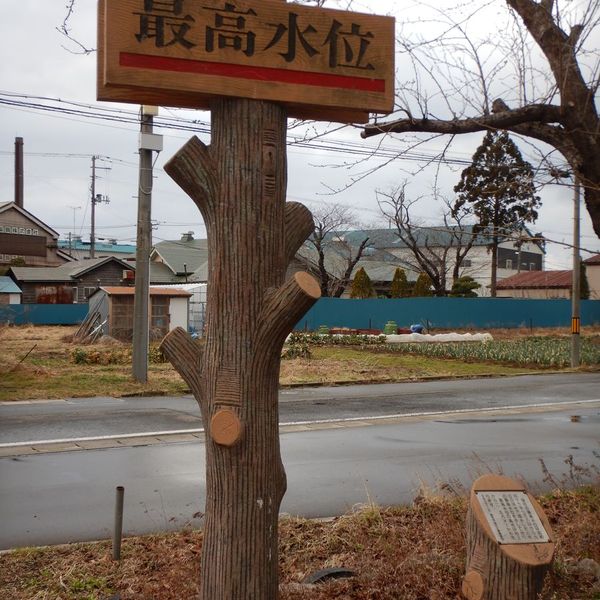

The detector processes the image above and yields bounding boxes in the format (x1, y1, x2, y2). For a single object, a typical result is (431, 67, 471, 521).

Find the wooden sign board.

(98, 0, 395, 123)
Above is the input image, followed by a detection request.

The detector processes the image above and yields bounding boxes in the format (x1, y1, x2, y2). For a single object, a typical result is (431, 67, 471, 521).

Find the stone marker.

(462, 474, 555, 600)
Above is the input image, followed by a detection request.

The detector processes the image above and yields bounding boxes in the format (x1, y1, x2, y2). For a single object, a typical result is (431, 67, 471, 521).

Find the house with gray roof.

(150, 232, 209, 283)
(8, 257, 135, 304)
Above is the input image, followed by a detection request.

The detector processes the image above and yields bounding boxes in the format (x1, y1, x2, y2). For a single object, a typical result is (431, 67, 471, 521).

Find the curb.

(0, 369, 595, 405)
(2, 399, 598, 458)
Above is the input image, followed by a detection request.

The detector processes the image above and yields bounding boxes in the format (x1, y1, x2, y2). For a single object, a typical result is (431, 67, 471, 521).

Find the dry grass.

(1, 487, 599, 599)
(0, 325, 551, 401)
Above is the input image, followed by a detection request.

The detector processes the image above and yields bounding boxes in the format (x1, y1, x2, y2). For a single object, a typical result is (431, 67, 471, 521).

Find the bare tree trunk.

(160, 98, 319, 599)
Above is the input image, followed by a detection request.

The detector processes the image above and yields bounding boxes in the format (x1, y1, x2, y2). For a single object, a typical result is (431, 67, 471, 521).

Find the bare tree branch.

(362, 0, 600, 238)
(57, 0, 96, 55)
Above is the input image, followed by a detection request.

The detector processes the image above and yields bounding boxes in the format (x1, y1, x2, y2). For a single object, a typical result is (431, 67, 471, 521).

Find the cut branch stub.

(210, 408, 243, 447)
(163, 136, 217, 221)
(259, 271, 321, 349)
(284, 201, 315, 266)
(160, 327, 204, 403)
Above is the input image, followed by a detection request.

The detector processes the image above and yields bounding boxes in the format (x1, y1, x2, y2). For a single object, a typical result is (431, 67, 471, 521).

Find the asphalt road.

(0, 405, 598, 550)
(0, 373, 599, 550)
(1, 373, 599, 445)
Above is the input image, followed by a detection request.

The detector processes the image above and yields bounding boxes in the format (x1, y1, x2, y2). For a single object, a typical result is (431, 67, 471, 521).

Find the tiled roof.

(152, 238, 209, 276)
(9, 257, 134, 281)
(584, 253, 600, 265)
(496, 270, 572, 289)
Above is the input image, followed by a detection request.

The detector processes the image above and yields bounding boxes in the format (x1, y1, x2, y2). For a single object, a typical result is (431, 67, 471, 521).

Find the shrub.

(350, 267, 375, 299)
(390, 268, 411, 298)
(412, 272, 433, 297)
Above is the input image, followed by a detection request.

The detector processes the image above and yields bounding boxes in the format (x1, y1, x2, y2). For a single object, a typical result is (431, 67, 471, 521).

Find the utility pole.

(90, 156, 110, 258)
(132, 106, 162, 383)
(571, 178, 581, 367)
(91, 156, 96, 257)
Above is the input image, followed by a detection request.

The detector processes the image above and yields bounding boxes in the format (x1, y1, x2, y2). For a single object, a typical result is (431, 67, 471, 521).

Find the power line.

(0, 91, 568, 173)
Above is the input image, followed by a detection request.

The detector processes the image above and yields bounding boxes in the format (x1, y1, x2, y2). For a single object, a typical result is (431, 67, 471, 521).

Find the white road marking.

(1, 398, 598, 449)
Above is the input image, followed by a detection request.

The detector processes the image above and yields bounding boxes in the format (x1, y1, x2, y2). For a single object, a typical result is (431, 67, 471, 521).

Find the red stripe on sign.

(120, 52, 385, 93)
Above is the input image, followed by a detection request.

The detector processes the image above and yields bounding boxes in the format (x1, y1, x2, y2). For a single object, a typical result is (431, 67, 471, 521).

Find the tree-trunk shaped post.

(462, 474, 555, 600)
(160, 97, 319, 598)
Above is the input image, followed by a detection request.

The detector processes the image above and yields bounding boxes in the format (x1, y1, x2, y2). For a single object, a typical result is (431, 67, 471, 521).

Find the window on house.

(26, 228, 31, 235)
(462, 259, 472, 267)
(32, 229, 39, 235)
(12, 227, 18, 233)
(83, 287, 97, 299)
(19, 228, 25, 234)
(151, 296, 170, 340)
(0, 226, 3, 232)
(506, 259, 513, 269)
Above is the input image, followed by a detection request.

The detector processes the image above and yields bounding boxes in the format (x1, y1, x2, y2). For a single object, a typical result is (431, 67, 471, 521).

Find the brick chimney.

(15, 137, 24, 208)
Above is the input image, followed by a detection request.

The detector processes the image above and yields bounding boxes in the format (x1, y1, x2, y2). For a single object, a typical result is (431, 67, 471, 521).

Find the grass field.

(0, 324, 563, 401)
(0, 324, 597, 401)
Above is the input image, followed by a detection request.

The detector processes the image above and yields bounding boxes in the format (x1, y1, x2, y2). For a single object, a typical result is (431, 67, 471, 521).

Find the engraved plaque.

(476, 491, 550, 544)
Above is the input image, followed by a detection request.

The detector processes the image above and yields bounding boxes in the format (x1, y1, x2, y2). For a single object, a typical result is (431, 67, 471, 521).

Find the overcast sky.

(0, 0, 597, 269)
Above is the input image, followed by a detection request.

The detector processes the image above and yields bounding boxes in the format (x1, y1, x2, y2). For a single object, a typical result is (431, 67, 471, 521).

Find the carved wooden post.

(160, 97, 319, 599)
(462, 475, 555, 600)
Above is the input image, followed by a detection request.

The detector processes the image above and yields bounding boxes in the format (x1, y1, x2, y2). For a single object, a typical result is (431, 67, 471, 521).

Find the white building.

(339, 227, 545, 296)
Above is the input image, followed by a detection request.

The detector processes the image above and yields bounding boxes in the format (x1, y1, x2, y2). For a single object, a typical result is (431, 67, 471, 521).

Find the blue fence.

(0, 304, 88, 326)
(295, 298, 600, 331)
(2, 299, 600, 330)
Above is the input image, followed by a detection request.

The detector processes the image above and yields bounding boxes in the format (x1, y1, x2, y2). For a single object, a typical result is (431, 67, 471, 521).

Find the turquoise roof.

(57, 240, 136, 254)
(0, 276, 22, 294)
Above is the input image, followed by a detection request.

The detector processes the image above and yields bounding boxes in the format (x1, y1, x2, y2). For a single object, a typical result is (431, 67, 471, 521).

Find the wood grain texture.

(210, 409, 243, 446)
(162, 97, 318, 599)
(462, 474, 555, 600)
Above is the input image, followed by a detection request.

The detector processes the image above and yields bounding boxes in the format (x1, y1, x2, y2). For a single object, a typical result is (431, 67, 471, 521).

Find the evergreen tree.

(412, 272, 433, 297)
(580, 263, 590, 300)
(390, 267, 410, 298)
(350, 267, 374, 298)
(449, 275, 481, 297)
(454, 131, 541, 297)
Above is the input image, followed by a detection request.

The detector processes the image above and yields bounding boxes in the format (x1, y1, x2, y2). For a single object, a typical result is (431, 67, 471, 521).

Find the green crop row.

(385, 336, 600, 367)
(287, 333, 600, 367)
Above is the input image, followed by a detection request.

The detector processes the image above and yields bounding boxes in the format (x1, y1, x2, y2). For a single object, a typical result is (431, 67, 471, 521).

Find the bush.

(350, 267, 375, 298)
(70, 345, 167, 365)
(281, 340, 312, 359)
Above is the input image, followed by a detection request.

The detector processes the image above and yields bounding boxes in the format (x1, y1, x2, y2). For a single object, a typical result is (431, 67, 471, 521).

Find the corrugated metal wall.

(0, 304, 88, 325)
(295, 298, 600, 330)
